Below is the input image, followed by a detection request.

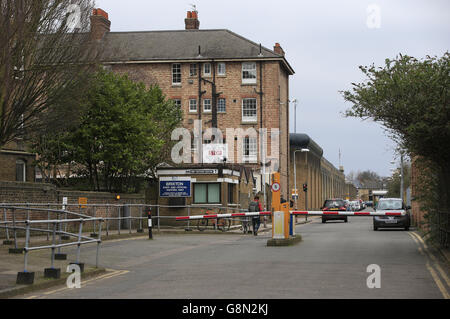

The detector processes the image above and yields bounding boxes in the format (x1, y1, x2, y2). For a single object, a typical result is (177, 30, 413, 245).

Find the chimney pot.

(185, 10, 200, 30)
(274, 43, 285, 56)
(90, 8, 111, 40)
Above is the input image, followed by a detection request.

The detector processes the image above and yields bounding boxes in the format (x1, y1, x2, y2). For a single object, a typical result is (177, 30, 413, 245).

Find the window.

(203, 63, 211, 76)
(218, 98, 226, 113)
(172, 99, 181, 108)
(172, 63, 181, 85)
(189, 99, 197, 113)
(194, 183, 221, 204)
(242, 62, 257, 84)
(242, 98, 257, 122)
(190, 64, 197, 77)
(16, 160, 26, 182)
(203, 99, 212, 113)
(243, 137, 258, 162)
(228, 183, 235, 204)
(217, 63, 226, 76)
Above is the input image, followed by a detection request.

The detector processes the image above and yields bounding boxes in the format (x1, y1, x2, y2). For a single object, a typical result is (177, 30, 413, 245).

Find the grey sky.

(95, 0, 450, 178)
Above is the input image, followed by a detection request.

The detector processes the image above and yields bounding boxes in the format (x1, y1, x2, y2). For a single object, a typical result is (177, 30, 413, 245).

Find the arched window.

(16, 159, 26, 182)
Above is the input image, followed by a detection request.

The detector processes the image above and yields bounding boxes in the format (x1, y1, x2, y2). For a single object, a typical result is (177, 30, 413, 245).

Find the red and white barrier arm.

(290, 211, 407, 217)
(176, 211, 272, 221)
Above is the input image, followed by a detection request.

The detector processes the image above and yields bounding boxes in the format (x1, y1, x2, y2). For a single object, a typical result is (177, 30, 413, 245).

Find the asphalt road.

(20, 216, 448, 299)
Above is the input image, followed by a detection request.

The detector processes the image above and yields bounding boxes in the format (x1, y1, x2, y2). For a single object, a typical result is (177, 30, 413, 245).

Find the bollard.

(148, 208, 153, 240)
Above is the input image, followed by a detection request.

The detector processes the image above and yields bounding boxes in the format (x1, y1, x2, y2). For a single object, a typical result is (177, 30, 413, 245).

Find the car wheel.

(322, 218, 326, 223)
(344, 217, 348, 223)
(373, 225, 378, 231)
(405, 226, 410, 231)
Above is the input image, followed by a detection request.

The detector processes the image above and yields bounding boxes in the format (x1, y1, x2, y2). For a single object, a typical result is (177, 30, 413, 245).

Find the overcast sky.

(95, 0, 450, 178)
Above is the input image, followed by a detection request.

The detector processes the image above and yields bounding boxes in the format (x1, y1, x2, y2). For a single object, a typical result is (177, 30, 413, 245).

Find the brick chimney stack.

(274, 43, 285, 56)
(185, 11, 200, 30)
(90, 8, 111, 40)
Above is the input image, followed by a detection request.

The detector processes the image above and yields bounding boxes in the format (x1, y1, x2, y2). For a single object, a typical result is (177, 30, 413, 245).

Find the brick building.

(91, 8, 295, 203)
(0, 140, 36, 183)
(290, 133, 347, 210)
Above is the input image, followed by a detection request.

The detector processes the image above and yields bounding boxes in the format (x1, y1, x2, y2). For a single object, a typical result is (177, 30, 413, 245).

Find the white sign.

(202, 144, 228, 164)
(272, 182, 281, 192)
(62, 197, 68, 210)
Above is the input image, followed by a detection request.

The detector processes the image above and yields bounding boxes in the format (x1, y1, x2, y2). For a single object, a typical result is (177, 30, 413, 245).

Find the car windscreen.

(377, 200, 403, 210)
(324, 200, 345, 208)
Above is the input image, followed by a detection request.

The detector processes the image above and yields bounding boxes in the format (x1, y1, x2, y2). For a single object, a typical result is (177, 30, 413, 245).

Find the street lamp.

(291, 99, 298, 133)
(293, 148, 309, 211)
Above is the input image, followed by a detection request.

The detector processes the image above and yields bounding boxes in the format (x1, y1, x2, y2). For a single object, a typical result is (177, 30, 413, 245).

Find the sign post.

(147, 207, 153, 240)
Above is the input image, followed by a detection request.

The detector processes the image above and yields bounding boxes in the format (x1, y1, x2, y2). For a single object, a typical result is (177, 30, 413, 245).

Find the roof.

(290, 133, 324, 157)
(99, 29, 294, 74)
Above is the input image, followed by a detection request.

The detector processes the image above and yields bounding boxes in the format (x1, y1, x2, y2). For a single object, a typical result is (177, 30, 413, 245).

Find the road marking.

(426, 262, 449, 299)
(409, 232, 450, 286)
(24, 269, 129, 299)
(408, 232, 449, 299)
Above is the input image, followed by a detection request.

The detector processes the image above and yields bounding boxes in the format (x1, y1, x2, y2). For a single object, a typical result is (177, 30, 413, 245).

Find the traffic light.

(303, 183, 308, 192)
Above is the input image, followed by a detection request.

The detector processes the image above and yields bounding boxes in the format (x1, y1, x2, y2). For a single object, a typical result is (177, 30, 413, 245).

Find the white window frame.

(16, 160, 26, 182)
(243, 137, 258, 163)
(242, 62, 257, 84)
(203, 99, 212, 113)
(203, 63, 211, 77)
(242, 98, 257, 123)
(218, 98, 226, 113)
(172, 63, 182, 85)
(189, 99, 198, 113)
(217, 63, 226, 76)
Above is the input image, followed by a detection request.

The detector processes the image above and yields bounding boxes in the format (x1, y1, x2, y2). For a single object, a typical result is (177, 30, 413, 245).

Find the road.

(20, 216, 448, 299)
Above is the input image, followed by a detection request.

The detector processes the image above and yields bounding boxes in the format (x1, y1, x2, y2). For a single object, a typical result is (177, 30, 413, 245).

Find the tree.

(386, 163, 411, 198)
(0, 0, 98, 147)
(33, 70, 183, 192)
(342, 53, 450, 246)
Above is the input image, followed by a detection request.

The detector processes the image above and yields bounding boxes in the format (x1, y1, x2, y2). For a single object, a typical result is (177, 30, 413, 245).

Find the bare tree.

(0, 0, 98, 147)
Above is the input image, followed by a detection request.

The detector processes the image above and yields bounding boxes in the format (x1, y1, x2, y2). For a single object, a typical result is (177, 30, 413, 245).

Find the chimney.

(185, 11, 200, 30)
(274, 43, 285, 56)
(90, 8, 111, 40)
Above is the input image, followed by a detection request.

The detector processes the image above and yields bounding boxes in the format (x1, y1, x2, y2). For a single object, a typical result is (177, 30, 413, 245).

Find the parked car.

(350, 200, 361, 211)
(365, 201, 374, 207)
(321, 199, 348, 223)
(373, 198, 411, 231)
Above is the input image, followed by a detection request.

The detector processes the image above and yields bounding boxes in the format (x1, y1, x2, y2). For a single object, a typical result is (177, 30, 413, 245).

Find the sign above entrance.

(159, 177, 192, 198)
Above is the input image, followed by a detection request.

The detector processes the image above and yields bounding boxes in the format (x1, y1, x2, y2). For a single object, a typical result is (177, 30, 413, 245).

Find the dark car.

(373, 198, 411, 231)
(321, 199, 348, 223)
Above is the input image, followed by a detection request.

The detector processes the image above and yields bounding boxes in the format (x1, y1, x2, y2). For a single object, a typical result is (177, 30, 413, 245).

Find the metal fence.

(429, 210, 449, 248)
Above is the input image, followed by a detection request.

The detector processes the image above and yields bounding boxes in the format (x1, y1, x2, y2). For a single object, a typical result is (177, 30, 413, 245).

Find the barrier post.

(16, 221, 34, 284)
(44, 222, 61, 279)
(148, 208, 153, 240)
(9, 208, 22, 254)
(70, 220, 85, 273)
(3, 207, 12, 245)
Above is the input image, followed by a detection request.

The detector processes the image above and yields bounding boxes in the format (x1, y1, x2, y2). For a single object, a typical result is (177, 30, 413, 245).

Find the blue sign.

(160, 179, 191, 198)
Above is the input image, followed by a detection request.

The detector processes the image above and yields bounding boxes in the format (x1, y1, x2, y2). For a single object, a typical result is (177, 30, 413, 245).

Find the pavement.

(9, 216, 449, 299)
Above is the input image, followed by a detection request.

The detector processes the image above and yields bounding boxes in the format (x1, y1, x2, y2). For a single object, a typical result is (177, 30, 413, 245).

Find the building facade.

(289, 133, 347, 211)
(91, 8, 294, 204)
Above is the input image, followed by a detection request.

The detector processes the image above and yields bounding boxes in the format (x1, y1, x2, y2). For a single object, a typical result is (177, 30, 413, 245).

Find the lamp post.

(292, 99, 298, 133)
(293, 148, 310, 212)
